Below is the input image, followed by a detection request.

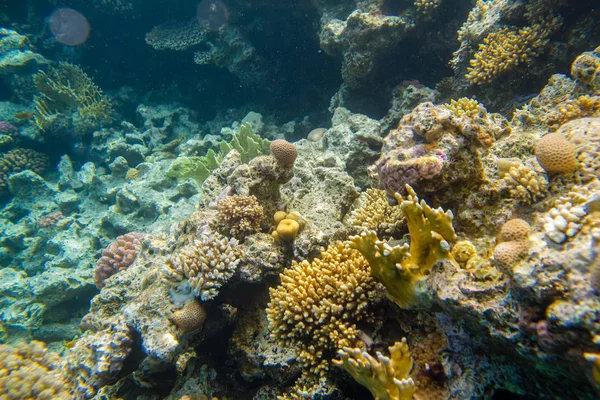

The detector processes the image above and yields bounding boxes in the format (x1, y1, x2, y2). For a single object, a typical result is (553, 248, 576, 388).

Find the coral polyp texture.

(171, 299, 207, 333)
(535, 132, 579, 174)
(215, 195, 264, 239)
(94, 232, 143, 288)
(166, 230, 241, 301)
(267, 241, 378, 391)
(493, 218, 531, 270)
(0, 148, 48, 195)
(0, 340, 74, 399)
(333, 338, 415, 400)
(350, 185, 457, 307)
(270, 139, 298, 167)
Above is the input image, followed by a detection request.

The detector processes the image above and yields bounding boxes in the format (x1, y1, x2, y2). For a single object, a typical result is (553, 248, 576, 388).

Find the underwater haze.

(1, 0, 600, 399)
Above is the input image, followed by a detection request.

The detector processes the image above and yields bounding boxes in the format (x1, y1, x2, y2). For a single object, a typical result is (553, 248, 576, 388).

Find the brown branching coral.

(94, 232, 143, 288)
(345, 188, 404, 237)
(216, 195, 264, 239)
(266, 242, 378, 390)
(497, 159, 548, 203)
(0, 148, 48, 195)
(0, 340, 74, 399)
(166, 230, 240, 301)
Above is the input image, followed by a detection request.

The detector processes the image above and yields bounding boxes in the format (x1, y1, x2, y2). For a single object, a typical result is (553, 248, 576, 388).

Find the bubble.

(49, 8, 90, 46)
(197, 0, 229, 31)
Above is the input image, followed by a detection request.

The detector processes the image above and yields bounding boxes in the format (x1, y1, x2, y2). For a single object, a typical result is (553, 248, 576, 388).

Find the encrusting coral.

(94, 232, 143, 288)
(0, 340, 74, 399)
(345, 188, 405, 237)
(333, 338, 415, 400)
(166, 230, 240, 301)
(215, 195, 264, 240)
(350, 185, 457, 307)
(266, 241, 378, 388)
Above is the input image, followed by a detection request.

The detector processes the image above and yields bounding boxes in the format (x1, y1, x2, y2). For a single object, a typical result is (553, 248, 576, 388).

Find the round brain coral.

(493, 241, 529, 269)
(535, 132, 578, 174)
(500, 219, 531, 242)
(171, 299, 207, 333)
(270, 139, 298, 167)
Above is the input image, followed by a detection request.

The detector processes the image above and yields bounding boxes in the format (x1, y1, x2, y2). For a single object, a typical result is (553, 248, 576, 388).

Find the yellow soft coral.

(333, 338, 415, 400)
(350, 185, 456, 306)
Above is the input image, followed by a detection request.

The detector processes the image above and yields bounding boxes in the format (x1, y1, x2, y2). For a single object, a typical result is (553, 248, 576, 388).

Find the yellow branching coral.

(444, 97, 481, 118)
(0, 340, 74, 399)
(333, 338, 415, 400)
(350, 185, 457, 307)
(266, 242, 377, 384)
(465, 20, 561, 85)
(345, 188, 405, 236)
(414, 0, 441, 15)
(33, 62, 113, 130)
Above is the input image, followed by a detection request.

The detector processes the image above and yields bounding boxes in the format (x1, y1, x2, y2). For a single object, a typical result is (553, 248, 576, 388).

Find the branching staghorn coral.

(266, 242, 378, 391)
(345, 188, 405, 237)
(166, 230, 241, 301)
(350, 185, 456, 307)
(33, 62, 113, 131)
(333, 338, 415, 400)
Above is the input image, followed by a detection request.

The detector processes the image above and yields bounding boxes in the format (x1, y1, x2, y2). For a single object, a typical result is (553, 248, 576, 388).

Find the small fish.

(13, 111, 33, 121)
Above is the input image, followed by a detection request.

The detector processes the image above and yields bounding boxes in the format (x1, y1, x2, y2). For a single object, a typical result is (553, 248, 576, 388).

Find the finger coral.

(166, 230, 240, 301)
(345, 188, 405, 237)
(498, 159, 548, 203)
(216, 195, 264, 239)
(94, 232, 143, 288)
(0, 148, 48, 195)
(543, 185, 596, 244)
(350, 185, 456, 307)
(266, 242, 378, 389)
(0, 340, 74, 400)
(333, 338, 415, 400)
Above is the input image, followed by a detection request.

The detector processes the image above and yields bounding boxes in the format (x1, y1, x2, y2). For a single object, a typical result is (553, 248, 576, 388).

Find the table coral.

(333, 338, 415, 400)
(166, 230, 240, 301)
(266, 241, 378, 391)
(350, 185, 457, 307)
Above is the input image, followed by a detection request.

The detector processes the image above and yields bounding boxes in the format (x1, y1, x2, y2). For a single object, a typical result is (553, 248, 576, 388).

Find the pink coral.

(94, 232, 143, 288)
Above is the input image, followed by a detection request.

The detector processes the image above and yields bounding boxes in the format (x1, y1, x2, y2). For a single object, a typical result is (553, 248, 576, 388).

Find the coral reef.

(145, 19, 208, 51)
(535, 132, 579, 174)
(171, 299, 207, 333)
(270, 139, 298, 167)
(94, 232, 143, 288)
(345, 188, 404, 237)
